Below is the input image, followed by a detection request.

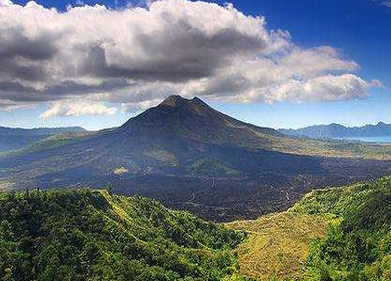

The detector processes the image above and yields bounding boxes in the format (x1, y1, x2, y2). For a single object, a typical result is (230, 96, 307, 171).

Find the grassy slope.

(228, 175, 391, 281)
(290, 176, 391, 217)
(226, 212, 333, 280)
(0, 189, 251, 281)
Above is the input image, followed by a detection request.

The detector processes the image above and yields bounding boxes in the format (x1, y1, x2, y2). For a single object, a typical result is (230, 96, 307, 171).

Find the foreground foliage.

(0, 189, 248, 281)
(294, 176, 391, 281)
(229, 175, 391, 281)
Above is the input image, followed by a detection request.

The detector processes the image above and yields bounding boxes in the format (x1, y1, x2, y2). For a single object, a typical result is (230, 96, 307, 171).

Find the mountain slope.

(297, 175, 391, 280)
(228, 175, 391, 280)
(0, 189, 249, 281)
(279, 122, 391, 139)
(112, 96, 391, 159)
(117, 95, 280, 148)
(0, 126, 86, 153)
(226, 212, 331, 280)
(2, 95, 391, 221)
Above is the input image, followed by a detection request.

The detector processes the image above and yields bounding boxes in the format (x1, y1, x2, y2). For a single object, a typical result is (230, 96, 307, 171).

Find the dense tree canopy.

(0, 189, 249, 281)
(295, 176, 391, 281)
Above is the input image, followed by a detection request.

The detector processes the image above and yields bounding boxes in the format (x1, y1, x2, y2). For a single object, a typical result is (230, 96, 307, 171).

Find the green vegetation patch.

(144, 148, 179, 166)
(189, 158, 239, 177)
(226, 212, 331, 281)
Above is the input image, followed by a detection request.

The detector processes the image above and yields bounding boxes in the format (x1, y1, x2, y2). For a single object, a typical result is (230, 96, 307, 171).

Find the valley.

(227, 212, 332, 280)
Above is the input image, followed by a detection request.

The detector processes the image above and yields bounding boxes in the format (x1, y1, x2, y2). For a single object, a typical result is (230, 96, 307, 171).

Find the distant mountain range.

(1, 96, 391, 221)
(0, 126, 86, 153)
(279, 122, 391, 139)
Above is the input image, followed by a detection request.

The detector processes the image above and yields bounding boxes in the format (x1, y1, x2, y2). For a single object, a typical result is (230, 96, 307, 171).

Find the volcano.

(1, 95, 391, 221)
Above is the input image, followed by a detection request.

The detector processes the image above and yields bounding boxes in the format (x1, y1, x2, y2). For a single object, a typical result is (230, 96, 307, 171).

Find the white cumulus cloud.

(40, 101, 117, 118)
(0, 0, 379, 116)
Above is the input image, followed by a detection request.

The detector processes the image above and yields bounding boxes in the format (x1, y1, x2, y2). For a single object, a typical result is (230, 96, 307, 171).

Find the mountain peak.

(161, 95, 186, 107)
(119, 95, 216, 133)
(191, 96, 209, 106)
(160, 95, 208, 108)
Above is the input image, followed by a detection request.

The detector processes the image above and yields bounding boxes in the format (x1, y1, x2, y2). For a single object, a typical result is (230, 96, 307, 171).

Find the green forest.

(0, 189, 249, 281)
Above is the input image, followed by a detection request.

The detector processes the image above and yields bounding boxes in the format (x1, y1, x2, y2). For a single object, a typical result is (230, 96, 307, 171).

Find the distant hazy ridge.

(0, 126, 86, 153)
(279, 122, 391, 139)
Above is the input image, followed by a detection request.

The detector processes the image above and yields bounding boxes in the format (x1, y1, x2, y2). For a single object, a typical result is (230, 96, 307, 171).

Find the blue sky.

(1, 0, 391, 130)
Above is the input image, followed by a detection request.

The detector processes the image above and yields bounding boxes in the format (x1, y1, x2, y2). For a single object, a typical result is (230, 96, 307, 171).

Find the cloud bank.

(0, 0, 375, 117)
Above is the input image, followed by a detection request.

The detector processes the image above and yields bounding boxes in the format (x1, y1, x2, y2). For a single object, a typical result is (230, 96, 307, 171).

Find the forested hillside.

(228, 175, 391, 281)
(295, 176, 391, 280)
(0, 189, 249, 281)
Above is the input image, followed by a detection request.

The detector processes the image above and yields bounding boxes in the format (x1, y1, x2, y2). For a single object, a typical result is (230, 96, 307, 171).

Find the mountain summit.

(118, 95, 277, 147)
(120, 95, 217, 130)
(160, 95, 208, 108)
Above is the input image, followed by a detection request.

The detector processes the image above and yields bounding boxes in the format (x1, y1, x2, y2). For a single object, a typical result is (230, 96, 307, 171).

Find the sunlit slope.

(0, 189, 250, 281)
(261, 134, 391, 160)
(226, 212, 332, 280)
(0, 130, 92, 157)
(294, 175, 391, 280)
(228, 175, 391, 280)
